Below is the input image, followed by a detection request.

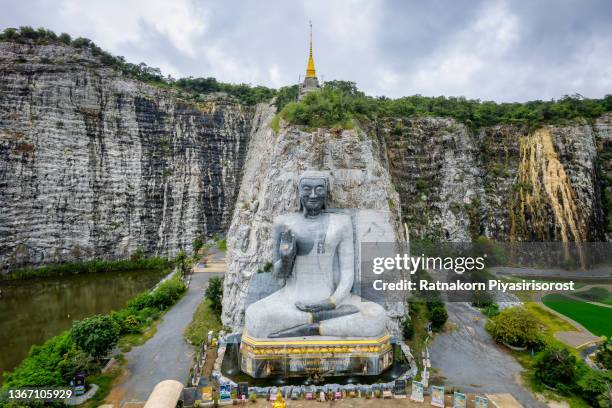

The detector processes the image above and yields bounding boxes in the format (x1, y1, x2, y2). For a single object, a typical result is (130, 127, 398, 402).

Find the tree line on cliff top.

(2, 26, 611, 130)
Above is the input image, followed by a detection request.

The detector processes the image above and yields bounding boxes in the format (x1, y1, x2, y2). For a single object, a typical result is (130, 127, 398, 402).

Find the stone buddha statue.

(244, 171, 388, 339)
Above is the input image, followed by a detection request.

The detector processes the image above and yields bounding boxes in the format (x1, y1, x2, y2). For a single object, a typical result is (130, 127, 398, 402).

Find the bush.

(483, 303, 500, 318)
(57, 346, 97, 382)
(206, 277, 224, 316)
(472, 290, 494, 308)
(71, 315, 121, 359)
(577, 370, 612, 408)
(534, 347, 576, 390)
(127, 292, 155, 310)
(402, 318, 414, 340)
(595, 337, 612, 370)
(150, 278, 186, 309)
(485, 306, 540, 347)
(2, 332, 74, 387)
(429, 306, 448, 331)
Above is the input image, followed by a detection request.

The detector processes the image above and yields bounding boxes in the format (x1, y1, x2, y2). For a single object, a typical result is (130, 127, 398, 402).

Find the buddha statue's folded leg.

(244, 289, 311, 338)
(319, 296, 387, 338)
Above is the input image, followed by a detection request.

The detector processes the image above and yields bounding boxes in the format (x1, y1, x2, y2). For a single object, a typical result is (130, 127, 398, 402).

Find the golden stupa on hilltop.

(305, 21, 317, 79)
(299, 21, 320, 99)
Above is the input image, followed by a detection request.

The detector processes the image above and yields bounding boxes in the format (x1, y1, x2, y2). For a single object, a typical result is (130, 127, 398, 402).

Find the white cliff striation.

(0, 42, 251, 270)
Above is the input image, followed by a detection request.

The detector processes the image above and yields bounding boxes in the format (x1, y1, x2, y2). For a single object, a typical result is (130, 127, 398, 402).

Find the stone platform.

(240, 332, 393, 378)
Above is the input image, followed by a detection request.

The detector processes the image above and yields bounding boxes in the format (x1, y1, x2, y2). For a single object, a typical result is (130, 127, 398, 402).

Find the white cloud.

(59, 0, 205, 56)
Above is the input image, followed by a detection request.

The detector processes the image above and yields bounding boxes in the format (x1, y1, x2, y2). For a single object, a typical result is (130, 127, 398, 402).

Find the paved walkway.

(430, 302, 546, 408)
(114, 272, 222, 405)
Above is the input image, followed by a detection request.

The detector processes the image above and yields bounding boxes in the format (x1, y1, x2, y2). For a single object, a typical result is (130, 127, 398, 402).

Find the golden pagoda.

(305, 21, 317, 79)
(299, 21, 320, 99)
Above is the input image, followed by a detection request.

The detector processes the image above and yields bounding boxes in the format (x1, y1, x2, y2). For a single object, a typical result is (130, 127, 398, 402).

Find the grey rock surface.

(222, 106, 404, 333)
(0, 42, 251, 270)
(382, 116, 609, 242)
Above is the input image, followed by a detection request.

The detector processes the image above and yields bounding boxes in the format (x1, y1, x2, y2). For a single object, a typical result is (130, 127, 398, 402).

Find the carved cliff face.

(299, 178, 327, 216)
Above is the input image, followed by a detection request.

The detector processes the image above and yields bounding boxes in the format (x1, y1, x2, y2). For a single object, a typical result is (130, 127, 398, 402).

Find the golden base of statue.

(240, 331, 393, 378)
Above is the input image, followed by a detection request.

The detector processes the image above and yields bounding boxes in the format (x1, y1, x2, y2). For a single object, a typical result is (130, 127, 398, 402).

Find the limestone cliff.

(1, 41, 609, 277)
(222, 104, 403, 332)
(0, 42, 251, 270)
(381, 116, 610, 243)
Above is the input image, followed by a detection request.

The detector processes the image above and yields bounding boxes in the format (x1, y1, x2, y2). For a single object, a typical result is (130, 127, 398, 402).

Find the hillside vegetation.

(2, 26, 610, 131)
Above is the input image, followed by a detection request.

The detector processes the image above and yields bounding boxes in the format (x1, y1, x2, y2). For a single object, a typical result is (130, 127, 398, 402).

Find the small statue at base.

(271, 390, 286, 408)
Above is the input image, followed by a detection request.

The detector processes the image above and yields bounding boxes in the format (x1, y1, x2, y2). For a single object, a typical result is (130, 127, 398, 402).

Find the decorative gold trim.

(241, 331, 391, 346)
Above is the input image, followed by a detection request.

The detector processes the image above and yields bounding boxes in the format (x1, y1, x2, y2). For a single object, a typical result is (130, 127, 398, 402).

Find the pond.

(0, 269, 168, 379)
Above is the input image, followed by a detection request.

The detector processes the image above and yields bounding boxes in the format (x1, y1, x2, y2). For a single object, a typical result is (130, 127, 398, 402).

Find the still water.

(0, 269, 168, 378)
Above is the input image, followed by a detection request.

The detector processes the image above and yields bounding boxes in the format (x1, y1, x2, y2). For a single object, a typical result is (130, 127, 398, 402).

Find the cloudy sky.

(1, 0, 611, 101)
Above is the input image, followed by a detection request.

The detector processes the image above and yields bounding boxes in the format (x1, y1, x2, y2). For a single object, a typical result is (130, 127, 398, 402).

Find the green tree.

(534, 347, 576, 390)
(485, 306, 540, 347)
(206, 276, 224, 316)
(71, 315, 120, 360)
(595, 337, 612, 370)
(429, 306, 448, 331)
(577, 370, 612, 408)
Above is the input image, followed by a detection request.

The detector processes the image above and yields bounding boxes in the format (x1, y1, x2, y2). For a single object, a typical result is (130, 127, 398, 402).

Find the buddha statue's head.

(298, 171, 329, 217)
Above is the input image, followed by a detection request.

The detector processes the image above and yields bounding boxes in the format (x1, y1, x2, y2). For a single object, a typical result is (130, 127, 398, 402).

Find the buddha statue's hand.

(295, 299, 335, 313)
(278, 229, 296, 261)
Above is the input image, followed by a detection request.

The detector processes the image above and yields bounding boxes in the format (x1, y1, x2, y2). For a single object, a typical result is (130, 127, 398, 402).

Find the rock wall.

(222, 104, 403, 332)
(381, 116, 610, 243)
(0, 42, 251, 270)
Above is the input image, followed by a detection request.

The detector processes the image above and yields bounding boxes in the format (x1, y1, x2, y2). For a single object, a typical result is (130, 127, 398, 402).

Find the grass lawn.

(574, 286, 612, 306)
(542, 293, 612, 337)
(184, 298, 223, 344)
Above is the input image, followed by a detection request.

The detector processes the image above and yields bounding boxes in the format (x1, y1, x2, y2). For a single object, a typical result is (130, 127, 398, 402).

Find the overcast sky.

(1, 0, 611, 102)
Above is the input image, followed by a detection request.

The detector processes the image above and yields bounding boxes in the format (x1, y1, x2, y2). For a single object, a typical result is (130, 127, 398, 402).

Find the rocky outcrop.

(1, 41, 609, 276)
(222, 104, 403, 332)
(381, 117, 608, 243)
(0, 42, 251, 270)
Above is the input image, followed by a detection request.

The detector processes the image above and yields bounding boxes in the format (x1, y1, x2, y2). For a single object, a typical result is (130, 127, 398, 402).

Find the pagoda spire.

(305, 21, 317, 78)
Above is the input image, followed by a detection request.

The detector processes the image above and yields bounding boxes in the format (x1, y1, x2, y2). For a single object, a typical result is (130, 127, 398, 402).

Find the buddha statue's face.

(299, 177, 327, 216)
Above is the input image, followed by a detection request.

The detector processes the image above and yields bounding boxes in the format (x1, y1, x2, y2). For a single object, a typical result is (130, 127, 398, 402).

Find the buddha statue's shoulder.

(327, 212, 352, 230)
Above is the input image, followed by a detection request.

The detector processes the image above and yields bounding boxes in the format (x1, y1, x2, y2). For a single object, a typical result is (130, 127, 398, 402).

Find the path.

(430, 302, 546, 408)
(114, 272, 223, 404)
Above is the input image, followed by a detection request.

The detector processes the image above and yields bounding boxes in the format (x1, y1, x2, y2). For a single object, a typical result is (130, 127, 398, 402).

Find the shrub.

(534, 347, 576, 390)
(485, 306, 540, 347)
(595, 337, 612, 370)
(193, 236, 204, 253)
(577, 370, 612, 408)
(71, 315, 120, 359)
(483, 303, 500, 318)
(402, 318, 414, 340)
(472, 290, 494, 308)
(206, 276, 224, 316)
(127, 292, 155, 310)
(2, 331, 74, 387)
(57, 346, 97, 382)
(429, 306, 448, 331)
(150, 278, 186, 309)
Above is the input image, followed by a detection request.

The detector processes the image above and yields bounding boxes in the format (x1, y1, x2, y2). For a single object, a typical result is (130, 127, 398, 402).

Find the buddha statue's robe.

(244, 211, 387, 338)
